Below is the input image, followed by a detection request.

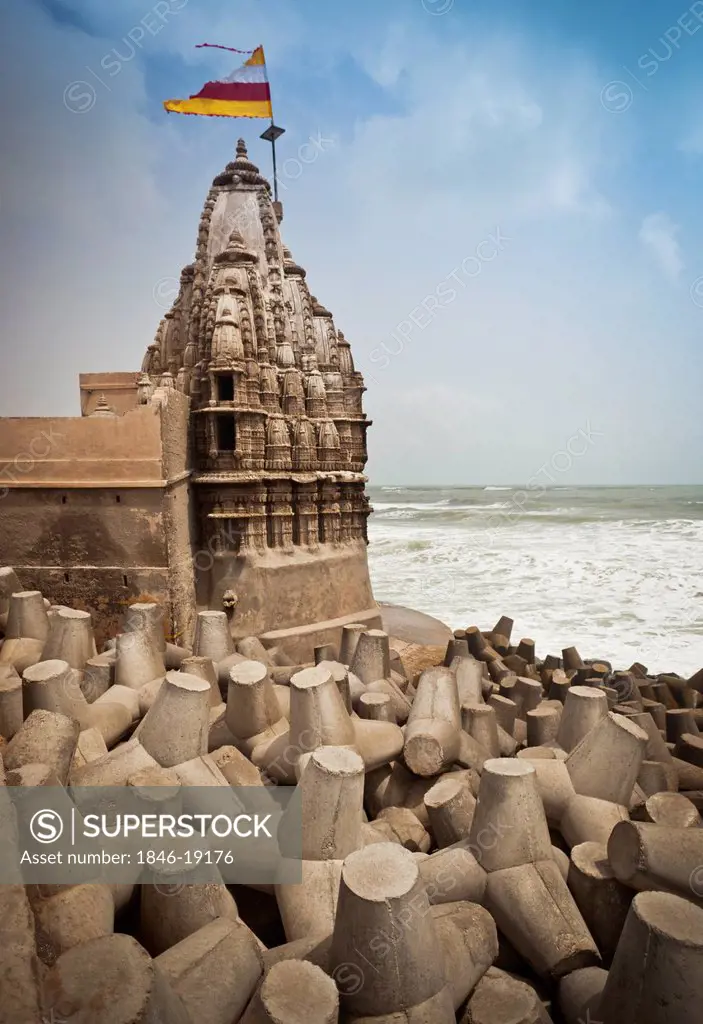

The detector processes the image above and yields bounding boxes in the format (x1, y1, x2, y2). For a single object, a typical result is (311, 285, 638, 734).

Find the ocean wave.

(483, 486, 512, 491)
(366, 487, 703, 675)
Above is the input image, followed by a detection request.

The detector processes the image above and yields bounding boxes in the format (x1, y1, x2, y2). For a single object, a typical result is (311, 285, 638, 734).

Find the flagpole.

(259, 46, 285, 206)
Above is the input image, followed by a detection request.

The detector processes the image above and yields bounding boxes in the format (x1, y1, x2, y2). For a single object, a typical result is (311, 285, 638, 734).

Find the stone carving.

(140, 139, 372, 608)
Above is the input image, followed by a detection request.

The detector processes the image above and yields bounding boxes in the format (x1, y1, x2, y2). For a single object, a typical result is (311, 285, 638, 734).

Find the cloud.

(1, 0, 702, 485)
(638, 212, 684, 282)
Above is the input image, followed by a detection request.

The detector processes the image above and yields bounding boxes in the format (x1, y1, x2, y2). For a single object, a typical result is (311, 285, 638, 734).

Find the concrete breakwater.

(1, 573, 703, 1023)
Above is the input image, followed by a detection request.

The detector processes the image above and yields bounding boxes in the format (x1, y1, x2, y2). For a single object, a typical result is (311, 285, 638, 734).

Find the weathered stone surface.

(461, 966, 552, 1023)
(44, 933, 191, 1024)
(0, 885, 44, 1024)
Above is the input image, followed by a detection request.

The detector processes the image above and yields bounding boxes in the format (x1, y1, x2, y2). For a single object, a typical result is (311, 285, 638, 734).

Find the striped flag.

(164, 44, 272, 119)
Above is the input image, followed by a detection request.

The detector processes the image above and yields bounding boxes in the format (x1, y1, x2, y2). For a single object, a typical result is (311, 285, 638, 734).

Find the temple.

(0, 141, 380, 657)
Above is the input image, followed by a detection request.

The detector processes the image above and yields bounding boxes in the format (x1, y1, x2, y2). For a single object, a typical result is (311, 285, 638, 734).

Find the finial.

(89, 392, 118, 418)
(236, 138, 248, 160)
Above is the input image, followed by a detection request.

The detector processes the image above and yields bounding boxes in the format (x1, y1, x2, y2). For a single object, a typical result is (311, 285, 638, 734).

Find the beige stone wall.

(0, 487, 170, 646)
(159, 389, 197, 646)
(0, 407, 164, 487)
(79, 372, 141, 416)
(0, 392, 194, 648)
(202, 539, 377, 652)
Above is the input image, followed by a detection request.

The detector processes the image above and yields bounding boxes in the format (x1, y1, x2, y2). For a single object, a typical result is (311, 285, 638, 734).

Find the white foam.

(368, 509, 703, 676)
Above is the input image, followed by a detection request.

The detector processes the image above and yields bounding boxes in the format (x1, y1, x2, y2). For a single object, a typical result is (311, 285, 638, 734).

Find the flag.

(164, 44, 272, 119)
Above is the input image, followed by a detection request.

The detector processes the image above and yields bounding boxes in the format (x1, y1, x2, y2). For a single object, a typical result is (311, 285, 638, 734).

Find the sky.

(1, 0, 702, 485)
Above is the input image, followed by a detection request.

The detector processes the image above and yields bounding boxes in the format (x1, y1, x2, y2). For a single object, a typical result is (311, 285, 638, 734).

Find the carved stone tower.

(141, 140, 378, 655)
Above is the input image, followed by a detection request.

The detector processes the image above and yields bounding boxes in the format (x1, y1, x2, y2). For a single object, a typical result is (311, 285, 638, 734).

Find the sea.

(366, 485, 703, 677)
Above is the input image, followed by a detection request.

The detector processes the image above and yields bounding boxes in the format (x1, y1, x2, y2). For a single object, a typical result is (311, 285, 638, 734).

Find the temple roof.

(141, 136, 368, 478)
(212, 138, 271, 190)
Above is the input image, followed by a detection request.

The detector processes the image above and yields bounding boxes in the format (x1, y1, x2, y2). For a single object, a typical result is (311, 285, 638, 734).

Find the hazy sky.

(1, 0, 702, 485)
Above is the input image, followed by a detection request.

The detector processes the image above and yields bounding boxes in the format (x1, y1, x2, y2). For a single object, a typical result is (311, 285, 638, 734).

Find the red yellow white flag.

(164, 44, 272, 119)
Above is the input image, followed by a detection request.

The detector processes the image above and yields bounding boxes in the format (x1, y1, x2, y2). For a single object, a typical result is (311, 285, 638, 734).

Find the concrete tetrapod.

(114, 628, 166, 691)
(599, 891, 703, 1024)
(358, 692, 396, 723)
(461, 966, 553, 1024)
(560, 794, 630, 849)
(5, 590, 50, 644)
(364, 762, 475, 829)
(403, 666, 462, 777)
(210, 744, 263, 787)
(290, 664, 356, 752)
(520, 757, 576, 827)
(636, 759, 678, 797)
(193, 610, 234, 663)
(126, 765, 182, 821)
(565, 711, 648, 805)
(430, 900, 498, 1010)
(513, 677, 543, 720)
(258, 665, 403, 784)
(69, 737, 160, 787)
(301, 746, 365, 861)
(363, 677, 412, 725)
(42, 607, 96, 670)
(0, 885, 44, 1023)
(0, 566, 23, 630)
(350, 629, 391, 685)
(462, 703, 501, 758)
(180, 655, 221, 707)
(468, 759, 553, 872)
(375, 806, 430, 852)
(240, 959, 339, 1024)
(140, 873, 239, 956)
(156, 917, 264, 1024)
(566, 841, 633, 962)
(526, 706, 561, 747)
(350, 716, 404, 772)
(70, 724, 107, 770)
(226, 659, 288, 756)
(276, 859, 343, 942)
(454, 657, 485, 706)
(0, 635, 45, 674)
(330, 843, 455, 1021)
(556, 686, 608, 753)
(607, 818, 703, 904)
(31, 883, 115, 965)
(424, 774, 476, 848)
(634, 791, 700, 828)
(485, 858, 601, 979)
(315, 642, 338, 665)
(123, 601, 166, 653)
(489, 693, 518, 736)
(4, 709, 79, 785)
(317, 659, 357, 713)
(135, 670, 210, 768)
(22, 657, 89, 720)
(339, 622, 369, 669)
(558, 966, 608, 1024)
(43, 933, 191, 1024)
(418, 840, 487, 905)
(0, 664, 22, 739)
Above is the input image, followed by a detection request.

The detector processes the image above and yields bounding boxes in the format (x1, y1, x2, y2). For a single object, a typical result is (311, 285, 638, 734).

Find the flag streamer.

(164, 44, 272, 119)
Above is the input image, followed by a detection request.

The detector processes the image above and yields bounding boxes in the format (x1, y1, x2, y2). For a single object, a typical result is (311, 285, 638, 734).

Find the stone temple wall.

(0, 388, 195, 649)
(0, 140, 379, 659)
(138, 139, 379, 657)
